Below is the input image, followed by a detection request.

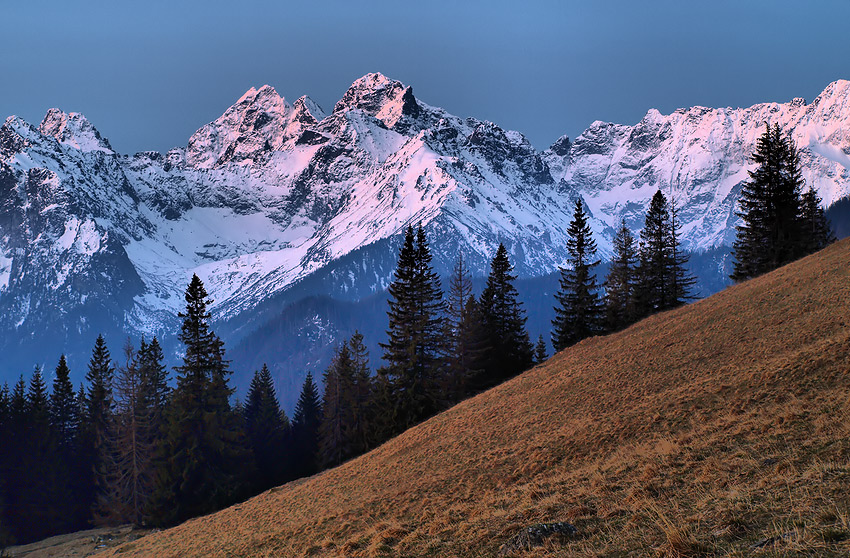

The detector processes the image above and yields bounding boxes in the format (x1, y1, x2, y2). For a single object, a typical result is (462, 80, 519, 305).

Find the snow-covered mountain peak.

(38, 108, 114, 153)
(548, 134, 571, 156)
(813, 79, 850, 101)
(292, 95, 327, 123)
(332, 73, 421, 129)
(185, 84, 293, 168)
(0, 116, 36, 159)
(334, 73, 398, 110)
(641, 107, 666, 125)
(806, 79, 850, 121)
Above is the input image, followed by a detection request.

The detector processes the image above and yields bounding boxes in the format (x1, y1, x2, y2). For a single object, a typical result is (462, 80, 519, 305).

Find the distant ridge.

(2, 74, 850, 403)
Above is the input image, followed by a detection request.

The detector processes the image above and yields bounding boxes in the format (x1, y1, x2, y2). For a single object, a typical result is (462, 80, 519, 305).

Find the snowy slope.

(0, 73, 582, 368)
(117, 73, 586, 326)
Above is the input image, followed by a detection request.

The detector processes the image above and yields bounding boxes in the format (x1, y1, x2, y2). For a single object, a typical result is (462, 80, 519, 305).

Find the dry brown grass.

(101, 240, 850, 557)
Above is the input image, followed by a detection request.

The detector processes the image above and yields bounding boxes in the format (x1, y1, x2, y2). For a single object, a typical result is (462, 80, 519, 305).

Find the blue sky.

(2, 1, 847, 154)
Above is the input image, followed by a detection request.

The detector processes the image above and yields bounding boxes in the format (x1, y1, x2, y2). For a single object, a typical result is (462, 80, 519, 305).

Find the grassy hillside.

(104, 240, 850, 557)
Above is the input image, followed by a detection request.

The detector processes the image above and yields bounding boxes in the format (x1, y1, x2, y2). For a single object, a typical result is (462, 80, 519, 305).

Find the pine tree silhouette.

(292, 372, 323, 478)
(733, 124, 806, 280)
(477, 244, 533, 388)
(552, 199, 603, 351)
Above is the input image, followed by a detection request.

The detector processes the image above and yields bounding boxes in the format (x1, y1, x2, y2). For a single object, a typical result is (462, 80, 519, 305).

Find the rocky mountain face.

(0, 73, 582, 376)
(1, 74, 849, 387)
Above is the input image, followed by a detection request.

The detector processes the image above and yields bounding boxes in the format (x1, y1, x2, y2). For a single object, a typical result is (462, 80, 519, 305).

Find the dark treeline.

(732, 123, 835, 280)
(551, 189, 696, 351)
(0, 125, 834, 548)
(0, 228, 539, 547)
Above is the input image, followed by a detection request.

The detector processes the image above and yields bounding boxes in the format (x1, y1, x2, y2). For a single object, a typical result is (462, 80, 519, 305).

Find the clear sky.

(2, 1, 848, 154)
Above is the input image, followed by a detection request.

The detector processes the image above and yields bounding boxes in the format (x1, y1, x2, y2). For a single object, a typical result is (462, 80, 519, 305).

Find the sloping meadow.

(104, 240, 850, 557)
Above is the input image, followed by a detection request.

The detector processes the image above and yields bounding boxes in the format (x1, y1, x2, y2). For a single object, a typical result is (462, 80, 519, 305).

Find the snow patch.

(73, 219, 102, 256)
(0, 251, 12, 291)
(808, 140, 850, 170)
(56, 216, 81, 252)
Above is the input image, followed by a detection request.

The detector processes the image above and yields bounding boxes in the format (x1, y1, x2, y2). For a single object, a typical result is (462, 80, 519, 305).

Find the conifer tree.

(86, 335, 115, 441)
(477, 244, 533, 388)
(243, 364, 288, 491)
(346, 332, 372, 456)
(49, 355, 83, 531)
(51, 356, 79, 449)
(552, 199, 604, 351)
(319, 334, 372, 469)
(443, 255, 485, 401)
(0, 384, 12, 548)
(366, 369, 396, 448)
(20, 368, 58, 542)
(96, 342, 163, 527)
(3, 378, 26, 541)
(137, 337, 170, 430)
(605, 219, 638, 331)
(291, 372, 323, 478)
(534, 335, 548, 365)
(379, 225, 446, 432)
(732, 124, 806, 280)
(83, 334, 114, 519)
(319, 344, 354, 468)
(635, 190, 694, 317)
(147, 274, 250, 526)
(668, 199, 697, 308)
(800, 187, 835, 254)
(636, 191, 672, 316)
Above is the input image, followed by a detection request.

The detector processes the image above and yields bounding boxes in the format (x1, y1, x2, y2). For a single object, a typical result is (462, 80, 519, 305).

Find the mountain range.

(1, 73, 849, 401)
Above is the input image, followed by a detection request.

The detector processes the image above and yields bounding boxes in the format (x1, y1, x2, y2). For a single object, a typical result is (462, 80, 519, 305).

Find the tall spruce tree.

(319, 344, 355, 468)
(443, 255, 485, 402)
(83, 334, 114, 520)
(243, 364, 288, 492)
(732, 124, 806, 280)
(3, 378, 26, 541)
(49, 355, 84, 531)
(50, 356, 79, 451)
(345, 333, 372, 457)
(477, 243, 533, 389)
(636, 191, 672, 316)
(291, 372, 323, 478)
(552, 199, 604, 351)
(21, 368, 58, 542)
(137, 337, 170, 430)
(800, 187, 835, 254)
(96, 341, 164, 527)
(379, 225, 446, 432)
(635, 190, 694, 317)
(534, 335, 548, 365)
(605, 219, 638, 331)
(147, 274, 250, 526)
(0, 384, 11, 548)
